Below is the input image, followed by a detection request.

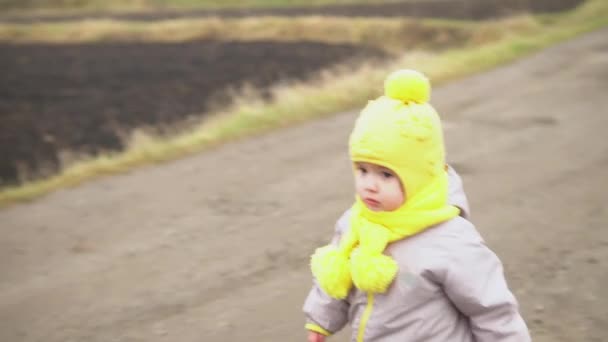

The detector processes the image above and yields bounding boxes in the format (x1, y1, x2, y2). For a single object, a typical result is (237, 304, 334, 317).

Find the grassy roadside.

(0, 0, 402, 13)
(0, 16, 541, 54)
(0, 0, 607, 207)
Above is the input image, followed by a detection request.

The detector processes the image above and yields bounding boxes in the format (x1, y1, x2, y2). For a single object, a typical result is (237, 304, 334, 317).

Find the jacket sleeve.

(302, 211, 351, 335)
(442, 229, 531, 342)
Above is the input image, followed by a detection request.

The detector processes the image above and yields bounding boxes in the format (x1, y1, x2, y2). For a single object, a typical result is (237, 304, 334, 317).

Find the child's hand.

(307, 331, 326, 342)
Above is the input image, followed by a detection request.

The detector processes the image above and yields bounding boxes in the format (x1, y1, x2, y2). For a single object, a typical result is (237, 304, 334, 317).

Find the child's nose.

(363, 175, 379, 192)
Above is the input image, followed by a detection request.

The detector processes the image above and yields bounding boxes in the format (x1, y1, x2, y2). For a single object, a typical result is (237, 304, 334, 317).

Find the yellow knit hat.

(310, 69, 459, 299)
(349, 69, 446, 199)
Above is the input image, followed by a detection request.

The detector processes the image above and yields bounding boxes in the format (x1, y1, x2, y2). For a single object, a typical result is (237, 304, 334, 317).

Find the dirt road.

(1, 28, 607, 342)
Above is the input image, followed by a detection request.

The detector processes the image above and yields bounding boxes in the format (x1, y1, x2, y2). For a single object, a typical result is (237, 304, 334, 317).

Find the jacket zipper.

(357, 292, 375, 342)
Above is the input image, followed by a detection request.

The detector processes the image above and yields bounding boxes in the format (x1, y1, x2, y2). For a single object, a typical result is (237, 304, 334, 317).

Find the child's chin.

(364, 204, 383, 212)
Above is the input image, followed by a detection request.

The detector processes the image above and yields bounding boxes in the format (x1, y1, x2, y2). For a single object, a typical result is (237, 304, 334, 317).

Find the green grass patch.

(1, 0, 607, 207)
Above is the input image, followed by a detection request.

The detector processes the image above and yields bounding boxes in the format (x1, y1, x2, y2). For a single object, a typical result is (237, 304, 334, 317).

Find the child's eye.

(382, 171, 393, 178)
(358, 166, 367, 174)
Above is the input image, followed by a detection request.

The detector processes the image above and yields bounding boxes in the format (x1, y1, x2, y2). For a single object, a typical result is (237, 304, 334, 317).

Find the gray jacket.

(303, 167, 531, 341)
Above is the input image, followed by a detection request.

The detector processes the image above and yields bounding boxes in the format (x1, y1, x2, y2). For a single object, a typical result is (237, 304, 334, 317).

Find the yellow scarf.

(311, 172, 459, 299)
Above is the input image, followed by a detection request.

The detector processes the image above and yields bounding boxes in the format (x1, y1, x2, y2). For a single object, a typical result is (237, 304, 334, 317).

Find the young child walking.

(303, 70, 530, 342)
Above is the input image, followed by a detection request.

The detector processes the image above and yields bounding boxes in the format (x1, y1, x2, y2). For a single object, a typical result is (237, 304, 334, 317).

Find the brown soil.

(0, 0, 586, 23)
(0, 28, 607, 342)
(0, 40, 384, 186)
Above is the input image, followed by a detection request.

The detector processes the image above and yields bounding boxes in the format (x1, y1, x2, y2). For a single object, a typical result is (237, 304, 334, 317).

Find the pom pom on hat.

(384, 69, 430, 104)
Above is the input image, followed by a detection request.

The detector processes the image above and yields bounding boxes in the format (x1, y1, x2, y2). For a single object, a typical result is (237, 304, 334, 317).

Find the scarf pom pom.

(311, 245, 353, 299)
(350, 248, 398, 294)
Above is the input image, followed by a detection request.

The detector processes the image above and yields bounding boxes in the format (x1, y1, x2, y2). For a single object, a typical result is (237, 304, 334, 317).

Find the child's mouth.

(363, 198, 381, 208)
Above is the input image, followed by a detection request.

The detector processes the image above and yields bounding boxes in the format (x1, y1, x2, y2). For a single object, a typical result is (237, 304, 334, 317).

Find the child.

(303, 70, 530, 342)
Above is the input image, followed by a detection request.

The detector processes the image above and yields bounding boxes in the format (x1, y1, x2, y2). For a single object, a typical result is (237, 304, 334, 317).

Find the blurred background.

(0, 0, 589, 190)
(0, 1, 606, 342)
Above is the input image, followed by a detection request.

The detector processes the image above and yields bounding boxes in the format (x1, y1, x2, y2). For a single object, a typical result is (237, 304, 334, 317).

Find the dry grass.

(0, 0, 404, 13)
(1, 0, 607, 206)
(0, 15, 542, 54)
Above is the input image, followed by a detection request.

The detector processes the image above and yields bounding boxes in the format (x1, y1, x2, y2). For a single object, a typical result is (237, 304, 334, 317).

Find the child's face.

(354, 161, 405, 212)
